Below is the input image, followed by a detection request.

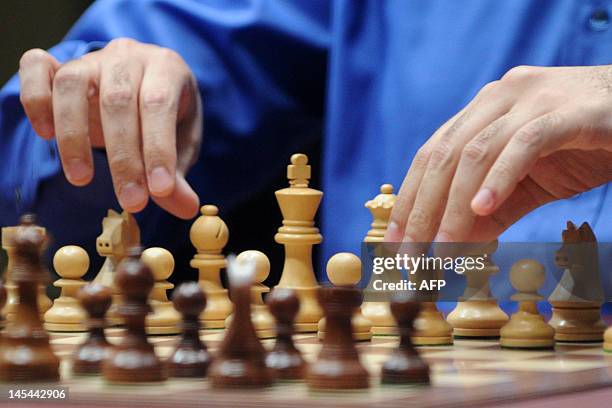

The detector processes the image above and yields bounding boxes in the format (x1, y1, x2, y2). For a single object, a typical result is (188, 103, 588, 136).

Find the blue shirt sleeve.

(0, 0, 330, 226)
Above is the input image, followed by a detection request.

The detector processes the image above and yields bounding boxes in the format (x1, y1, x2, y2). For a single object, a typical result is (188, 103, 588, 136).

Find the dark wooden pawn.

(102, 247, 166, 383)
(72, 283, 112, 374)
(381, 294, 430, 384)
(265, 288, 306, 379)
(306, 253, 369, 389)
(208, 257, 273, 387)
(0, 214, 60, 381)
(167, 282, 212, 377)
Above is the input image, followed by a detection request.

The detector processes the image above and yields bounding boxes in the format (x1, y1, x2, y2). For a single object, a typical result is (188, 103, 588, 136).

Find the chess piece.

(317, 253, 372, 341)
(225, 250, 275, 338)
(265, 288, 306, 379)
(209, 256, 273, 387)
(410, 264, 453, 346)
(500, 260, 555, 349)
(44, 245, 88, 332)
(447, 241, 509, 338)
(72, 283, 112, 374)
(2, 219, 51, 323)
(0, 214, 60, 381)
(94, 210, 141, 326)
(142, 247, 181, 335)
(549, 222, 605, 342)
(189, 205, 232, 329)
(381, 294, 430, 384)
(275, 153, 323, 332)
(362, 184, 400, 335)
(102, 247, 165, 383)
(307, 253, 370, 389)
(167, 282, 212, 378)
(413, 302, 453, 346)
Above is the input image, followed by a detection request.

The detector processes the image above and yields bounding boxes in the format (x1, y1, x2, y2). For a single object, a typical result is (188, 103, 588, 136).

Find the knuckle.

(19, 48, 50, 68)
(158, 48, 183, 64)
(462, 141, 488, 164)
(108, 151, 142, 178)
(141, 88, 175, 112)
(513, 127, 541, 149)
(101, 86, 134, 109)
(407, 206, 432, 231)
(428, 141, 455, 170)
(107, 37, 137, 51)
(53, 66, 86, 92)
(491, 158, 514, 179)
(478, 80, 502, 98)
(502, 65, 540, 83)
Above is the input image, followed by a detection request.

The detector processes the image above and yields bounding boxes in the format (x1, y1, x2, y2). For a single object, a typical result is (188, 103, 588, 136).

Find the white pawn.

(44, 246, 89, 332)
(500, 259, 555, 349)
(224, 250, 275, 338)
(142, 247, 181, 335)
(318, 253, 372, 341)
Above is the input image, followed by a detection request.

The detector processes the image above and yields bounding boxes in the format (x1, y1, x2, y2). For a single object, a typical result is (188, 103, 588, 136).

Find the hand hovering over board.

(385, 65, 612, 244)
(18, 38, 202, 219)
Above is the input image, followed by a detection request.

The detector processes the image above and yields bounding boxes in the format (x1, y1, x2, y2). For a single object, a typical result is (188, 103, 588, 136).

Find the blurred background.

(0, 0, 94, 84)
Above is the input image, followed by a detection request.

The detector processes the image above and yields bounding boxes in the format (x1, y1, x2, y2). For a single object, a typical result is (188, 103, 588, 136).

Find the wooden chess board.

(1, 329, 610, 407)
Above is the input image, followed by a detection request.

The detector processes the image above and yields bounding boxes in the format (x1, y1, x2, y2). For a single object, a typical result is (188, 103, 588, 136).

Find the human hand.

(18, 38, 202, 219)
(386, 65, 612, 243)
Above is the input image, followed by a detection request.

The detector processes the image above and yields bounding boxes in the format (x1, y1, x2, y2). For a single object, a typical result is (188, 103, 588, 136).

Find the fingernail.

(386, 221, 402, 242)
(119, 182, 147, 210)
(472, 188, 495, 213)
(149, 167, 173, 195)
(66, 158, 91, 183)
(435, 232, 452, 243)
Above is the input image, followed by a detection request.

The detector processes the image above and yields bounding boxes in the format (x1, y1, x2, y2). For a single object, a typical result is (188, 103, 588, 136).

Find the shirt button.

(589, 9, 609, 31)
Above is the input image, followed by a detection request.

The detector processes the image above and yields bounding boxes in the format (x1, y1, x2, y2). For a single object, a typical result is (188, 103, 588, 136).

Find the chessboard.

(2, 328, 608, 408)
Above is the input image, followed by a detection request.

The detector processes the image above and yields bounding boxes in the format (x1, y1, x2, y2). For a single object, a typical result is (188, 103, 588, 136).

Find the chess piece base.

(0, 339, 60, 382)
(167, 350, 212, 378)
(72, 344, 110, 375)
(452, 327, 501, 338)
(372, 326, 398, 336)
(412, 335, 453, 346)
(447, 300, 508, 338)
(549, 304, 605, 342)
(266, 351, 306, 380)
(500, 338, 554, 349)
(44, 322, 86, 332)
(102, 348, 166, 383)
(146, 325, 181, 335)
(306, 360, 369, 389)
(413, 303, 453, 346)
(381, 353, 430, 385)
(500, 307, 555, 349)
(209, 359, 273, 388)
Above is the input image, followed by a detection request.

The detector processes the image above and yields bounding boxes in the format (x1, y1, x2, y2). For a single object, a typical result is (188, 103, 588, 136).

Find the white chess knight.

(548, 221, 606, 342)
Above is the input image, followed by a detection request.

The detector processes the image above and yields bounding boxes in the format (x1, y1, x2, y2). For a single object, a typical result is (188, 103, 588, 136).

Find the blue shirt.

(1, 0, 612, 278)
